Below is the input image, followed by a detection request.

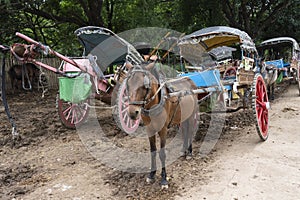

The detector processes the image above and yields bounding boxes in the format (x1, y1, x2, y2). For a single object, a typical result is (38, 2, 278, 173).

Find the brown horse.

(8, 63, 39, 92)
(126, 62, 198, 189)
(260, 59, 278, 101)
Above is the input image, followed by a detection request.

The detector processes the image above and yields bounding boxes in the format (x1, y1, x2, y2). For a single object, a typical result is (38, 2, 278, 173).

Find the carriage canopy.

(179, 26, 257, 52)
(258, 37, 300, 61)
(259, 37, 299, 52)
(75, 26, 143, 72)
(178, 26, 256, 69)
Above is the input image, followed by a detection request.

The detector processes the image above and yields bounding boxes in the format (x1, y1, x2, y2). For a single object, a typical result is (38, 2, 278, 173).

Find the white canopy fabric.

(179, 26, 257, 52)
(259, 37, 299, 51)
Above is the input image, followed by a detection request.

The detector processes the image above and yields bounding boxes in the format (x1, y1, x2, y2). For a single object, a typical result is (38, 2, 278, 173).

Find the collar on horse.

(128, 65, 166, 117)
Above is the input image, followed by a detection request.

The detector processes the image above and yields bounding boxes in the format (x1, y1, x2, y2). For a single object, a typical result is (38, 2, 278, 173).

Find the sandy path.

(176, 84, 300, 200)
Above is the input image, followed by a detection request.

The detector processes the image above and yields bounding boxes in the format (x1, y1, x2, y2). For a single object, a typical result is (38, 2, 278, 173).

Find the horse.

(260, 59, 278, 101)
(8, 63, 39, 92)
(125, 61, 198, 189)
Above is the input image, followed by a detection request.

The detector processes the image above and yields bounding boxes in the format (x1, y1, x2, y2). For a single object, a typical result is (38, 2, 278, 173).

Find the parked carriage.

(257, 37, 300, 98)
(0, 26, 145, 135)
(177, 26, 270, 140)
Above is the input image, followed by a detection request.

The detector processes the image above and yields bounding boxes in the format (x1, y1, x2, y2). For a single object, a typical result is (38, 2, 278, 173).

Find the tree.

(219, 0, 296, 39)
(16, 0, 104, 27)
(260, 0, 300, 41)
(1, 0, 299, 56)
(177, 0, 226, 33)
(1, 0, 105, 55)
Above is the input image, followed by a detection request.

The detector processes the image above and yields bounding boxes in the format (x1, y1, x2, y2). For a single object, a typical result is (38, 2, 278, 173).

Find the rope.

(38, 55, 48, 98)
(21, 63, 32, 90)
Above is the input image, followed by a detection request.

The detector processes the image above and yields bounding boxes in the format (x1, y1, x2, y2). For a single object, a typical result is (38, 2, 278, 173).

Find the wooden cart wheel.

(223, 67, 236, 80)
(252, 74, 269, 141)
(298, 65, 300, 96)
(0, 68, 2, 98)
(57, 94, 90, 129)
(114, 78, 140, 134)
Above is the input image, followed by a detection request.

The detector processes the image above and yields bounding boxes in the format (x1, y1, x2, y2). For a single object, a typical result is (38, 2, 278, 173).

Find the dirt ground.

(0, 81, 299, 200)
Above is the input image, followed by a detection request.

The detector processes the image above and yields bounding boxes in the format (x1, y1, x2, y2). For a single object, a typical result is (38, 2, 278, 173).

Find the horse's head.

(126, 62, 158, 120)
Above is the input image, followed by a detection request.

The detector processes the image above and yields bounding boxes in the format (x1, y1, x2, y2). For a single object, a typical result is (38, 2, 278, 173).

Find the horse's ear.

(125, 61, 133, 69)
(145, 62, 155, 70)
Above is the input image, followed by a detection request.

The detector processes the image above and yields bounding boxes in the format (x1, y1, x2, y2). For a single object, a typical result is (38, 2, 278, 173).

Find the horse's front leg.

(267, 85, 271, 99)
(146, 135, 157, 183)
(271, 83, 275, 100)
(159, 148, 168, 188)
(159, 129, 168, 189)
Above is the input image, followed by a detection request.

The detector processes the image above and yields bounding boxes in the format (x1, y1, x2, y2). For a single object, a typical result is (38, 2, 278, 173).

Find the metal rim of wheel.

(57, 95, 90, 129)
(252, 74, 269, 141)
(298, 64, 300, 96)
(114, 78, 140, 134)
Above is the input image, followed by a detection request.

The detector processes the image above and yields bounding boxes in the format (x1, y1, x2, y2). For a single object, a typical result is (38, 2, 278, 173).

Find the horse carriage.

(0, 26, 146, 135)
(178, 26, 269, 140)
(257, 37, 300, 99)
(124, 26, 270, 188)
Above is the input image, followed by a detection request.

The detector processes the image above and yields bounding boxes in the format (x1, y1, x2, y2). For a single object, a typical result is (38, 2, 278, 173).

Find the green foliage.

(0, 0, 299, 56)
(259, 0, 300, 41)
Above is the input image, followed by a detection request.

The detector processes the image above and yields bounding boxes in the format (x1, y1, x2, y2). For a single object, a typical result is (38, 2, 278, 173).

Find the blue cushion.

(180, 70, 221, 87)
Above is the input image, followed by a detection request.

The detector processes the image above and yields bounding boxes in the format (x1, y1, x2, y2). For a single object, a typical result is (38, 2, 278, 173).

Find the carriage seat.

(179, 69, 221, 88)
(265, 59, 290, 69)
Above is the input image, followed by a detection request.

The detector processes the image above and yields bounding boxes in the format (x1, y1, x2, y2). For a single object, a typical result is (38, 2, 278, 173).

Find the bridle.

(126, 66, 166, 117)
(127, 68, 152, 106)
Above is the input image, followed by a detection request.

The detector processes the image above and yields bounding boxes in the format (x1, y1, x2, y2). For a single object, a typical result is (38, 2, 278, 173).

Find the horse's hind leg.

(181, 114, 195, 159)
(10, 79, 15, 94)
(187, 113, 196, 158)
(180, 120, 189, 157)
(146, 135, 157, 183)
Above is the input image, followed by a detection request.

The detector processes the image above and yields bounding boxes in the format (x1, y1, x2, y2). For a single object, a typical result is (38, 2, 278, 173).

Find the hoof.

(161, 183, 169, 189)
(186, 154, 193, 160)
(179, 151, 186, 157)
(161, 179, 169, 189)
(146, 177, 155, 183)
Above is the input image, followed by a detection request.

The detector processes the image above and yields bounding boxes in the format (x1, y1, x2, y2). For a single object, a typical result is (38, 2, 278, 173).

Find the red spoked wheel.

(223, 67, 236, 80)
(113, 79, 140, 134)
(297, 64, 300, 96)
(57, 95, 90, 129)
(252, 74, 269, 141)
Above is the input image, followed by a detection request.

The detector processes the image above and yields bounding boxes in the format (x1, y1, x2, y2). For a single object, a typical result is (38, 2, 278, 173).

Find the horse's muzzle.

(128, 105, 141, 120)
